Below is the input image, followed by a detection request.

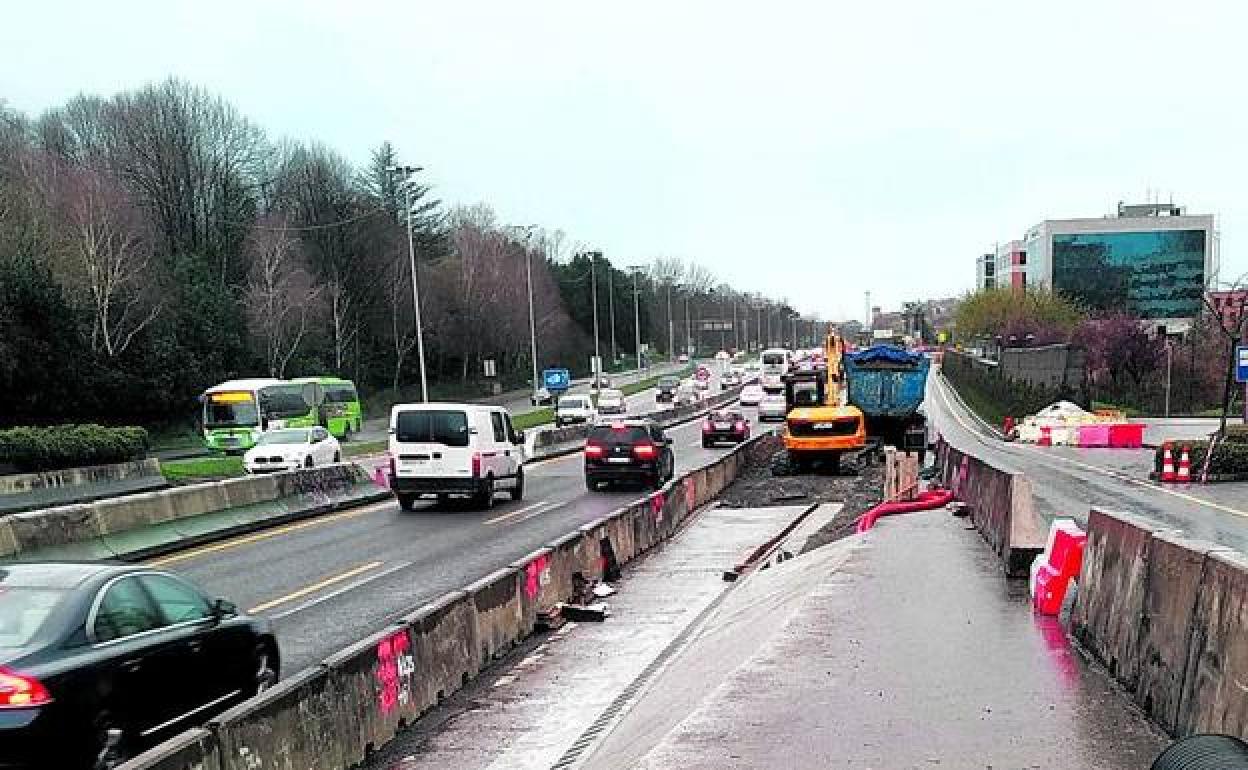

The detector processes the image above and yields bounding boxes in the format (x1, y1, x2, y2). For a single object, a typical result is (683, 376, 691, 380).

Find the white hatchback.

(757, 393, 789, 422)
(244, 427, 341, 473)
(739, 383, 765, 406)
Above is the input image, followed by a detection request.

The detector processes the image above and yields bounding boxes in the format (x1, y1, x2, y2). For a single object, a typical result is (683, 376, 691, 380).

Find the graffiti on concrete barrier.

(376, 630, 415, 714)
(650, 492, 665, 525)
(684, 476, 696, 511)
(523, 554, 551, 600)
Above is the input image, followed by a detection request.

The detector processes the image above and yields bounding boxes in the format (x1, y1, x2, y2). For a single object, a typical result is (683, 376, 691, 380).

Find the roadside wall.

(0, 464, 387, 562)
(999, 344, 1087, 393)
(936, 437, 1045, 576)
(0, 458, 166, 514)
(119, 431, 770, 770)
(1073, 508, 1248, 740)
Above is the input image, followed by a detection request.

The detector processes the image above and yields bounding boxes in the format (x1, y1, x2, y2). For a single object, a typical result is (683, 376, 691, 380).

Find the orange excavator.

(778, 329, 867, 473)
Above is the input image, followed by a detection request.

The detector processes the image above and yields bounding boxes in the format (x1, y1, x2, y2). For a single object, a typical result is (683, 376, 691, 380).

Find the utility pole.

(685, 293, 692, 356)
(628, 265, 644, 370)
(387, 164, 428, 402)
(517, 225, 539, 402)
(590, 252, 601, 379)
(732, 298, 739, 351)
(666, 282, 675, 359)
(607, 266, 617, 365)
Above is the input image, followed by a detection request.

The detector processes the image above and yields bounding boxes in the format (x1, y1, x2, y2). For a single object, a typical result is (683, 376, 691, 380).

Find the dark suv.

(655, 377, 680, 403)
(584, 420, 675, 490)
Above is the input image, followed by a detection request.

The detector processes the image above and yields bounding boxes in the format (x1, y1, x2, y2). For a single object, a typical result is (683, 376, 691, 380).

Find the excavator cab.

(784, 370, 826, 411)
(777, 331, 867, 473)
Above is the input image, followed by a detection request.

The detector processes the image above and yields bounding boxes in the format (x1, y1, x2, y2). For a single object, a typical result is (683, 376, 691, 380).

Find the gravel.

(717, 446, 886, 553)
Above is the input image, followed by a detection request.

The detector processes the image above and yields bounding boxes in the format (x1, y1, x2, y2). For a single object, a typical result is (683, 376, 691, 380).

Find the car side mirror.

(514, 430, 526, 444)
(211, 597, 237, 620)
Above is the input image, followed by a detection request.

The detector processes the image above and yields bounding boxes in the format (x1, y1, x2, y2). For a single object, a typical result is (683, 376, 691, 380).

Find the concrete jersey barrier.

(0, 464, 388, 563)
(0, 458, 167, 515)
(118, 432, 779, 770)
(936, 437, 1045, 576)
(1073, 508, 1248, 741)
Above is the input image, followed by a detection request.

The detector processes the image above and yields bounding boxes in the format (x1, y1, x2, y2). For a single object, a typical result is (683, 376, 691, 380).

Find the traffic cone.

(1039, 425, 1052, 447)
(1177, 445, 1192, 484)
(1160, 443, 1176, 483)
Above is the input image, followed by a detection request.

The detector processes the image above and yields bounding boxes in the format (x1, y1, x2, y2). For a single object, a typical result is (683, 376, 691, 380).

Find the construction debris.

(592, 583, 617, 598)
(559, 602, 609, 622)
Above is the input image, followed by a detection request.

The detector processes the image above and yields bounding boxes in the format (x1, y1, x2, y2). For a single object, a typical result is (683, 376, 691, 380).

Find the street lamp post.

(510, 225, 539, 403)
(1165, 339, 1173, 418)
(666, 282, 675, 360)
(628, 265, 644, 370)
(684, 291, 692, 356)
(590, 252, 601, 379)
(386, 164, 428, 402)
(732, 298, 739, 352)
(607, 267, 617, 366)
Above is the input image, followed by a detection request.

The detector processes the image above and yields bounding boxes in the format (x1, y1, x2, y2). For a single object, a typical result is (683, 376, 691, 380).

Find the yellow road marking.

(144, 499, 392, 567)
(932, 375, 1248, 520)
(247, 561, 384, 614)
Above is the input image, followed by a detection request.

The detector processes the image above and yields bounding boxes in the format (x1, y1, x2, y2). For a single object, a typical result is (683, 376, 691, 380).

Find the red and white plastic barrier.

(1029, 518, 1087, 616)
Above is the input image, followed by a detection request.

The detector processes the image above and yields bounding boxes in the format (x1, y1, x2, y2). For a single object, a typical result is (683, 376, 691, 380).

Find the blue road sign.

(543, 368, 571, 393)
(1237, 345, 1248, 384)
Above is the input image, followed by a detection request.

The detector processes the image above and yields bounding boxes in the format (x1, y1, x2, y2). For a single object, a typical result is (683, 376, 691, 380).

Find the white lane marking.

(269, 561, 413, 620)
(492, 501, 568, 527)
(493, 675, 518, 688)
(485, 500, 549, 525)
(932, 374, 1248, 520)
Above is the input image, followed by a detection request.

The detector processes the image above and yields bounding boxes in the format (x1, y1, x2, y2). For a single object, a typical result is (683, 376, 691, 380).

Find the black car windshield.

(0, 587, 66, 648)
(589, 425, 650, 444)
(395, 410, 470, 447)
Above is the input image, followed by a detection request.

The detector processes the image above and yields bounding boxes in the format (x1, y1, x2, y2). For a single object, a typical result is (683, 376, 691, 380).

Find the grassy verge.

(514, 408, 555, 431)
(343, 440, 387, 458)
(161, 455, 244, 481)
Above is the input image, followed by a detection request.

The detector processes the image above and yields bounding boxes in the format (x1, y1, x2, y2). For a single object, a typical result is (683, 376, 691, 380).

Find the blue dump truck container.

(844, 345, 931, 452)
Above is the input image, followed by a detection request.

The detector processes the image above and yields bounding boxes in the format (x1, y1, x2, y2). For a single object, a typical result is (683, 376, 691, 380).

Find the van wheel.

(333, 451, 341, 463)
(304, 457, 314, 469)
(474, 477, 495, 510)
(510, 468, 525, 501)
(397, 494, 417, 511)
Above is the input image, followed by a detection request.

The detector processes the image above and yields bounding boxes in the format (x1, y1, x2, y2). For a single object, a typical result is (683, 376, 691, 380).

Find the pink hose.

(855, 487, 955, 533)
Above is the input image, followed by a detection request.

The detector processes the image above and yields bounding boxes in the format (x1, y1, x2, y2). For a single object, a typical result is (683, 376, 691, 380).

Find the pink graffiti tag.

(523, 554, 551, 600)
(650, 492, 665, 524)
(684, 477, 696, 511)
(376, 630, 414, 714)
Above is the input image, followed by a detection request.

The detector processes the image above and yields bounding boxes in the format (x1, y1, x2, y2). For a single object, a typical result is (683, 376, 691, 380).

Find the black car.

(584, 420, 675, 490)
(655, 377, 680, 403)
(701, 409, 751, 447)
(0, 563, 279, 770)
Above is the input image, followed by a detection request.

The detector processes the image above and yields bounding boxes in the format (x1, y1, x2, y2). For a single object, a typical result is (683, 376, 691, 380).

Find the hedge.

(0, 425, 150, 472)
(1154, 438, 1248, 477)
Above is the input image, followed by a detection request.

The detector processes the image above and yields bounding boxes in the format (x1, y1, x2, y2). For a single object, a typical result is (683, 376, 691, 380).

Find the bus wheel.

(343, 425, 352, 442)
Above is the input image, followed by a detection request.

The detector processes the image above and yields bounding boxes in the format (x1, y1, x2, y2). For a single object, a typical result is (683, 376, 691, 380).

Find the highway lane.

(927, 370, 1248, 553)
(156, 378, 757, 674)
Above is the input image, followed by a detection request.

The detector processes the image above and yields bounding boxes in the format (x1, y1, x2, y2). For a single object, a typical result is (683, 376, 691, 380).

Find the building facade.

(977, 202, 1217, 324)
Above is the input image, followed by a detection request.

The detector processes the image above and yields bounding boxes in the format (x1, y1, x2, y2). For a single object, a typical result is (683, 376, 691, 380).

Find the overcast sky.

(5, 0, 1247, 320)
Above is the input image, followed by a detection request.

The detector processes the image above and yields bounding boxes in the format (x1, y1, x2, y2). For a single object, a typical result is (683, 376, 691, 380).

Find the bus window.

(204, 399, 258, 428)
(260, 385, 313, 418)
(324, 384, 358, 403)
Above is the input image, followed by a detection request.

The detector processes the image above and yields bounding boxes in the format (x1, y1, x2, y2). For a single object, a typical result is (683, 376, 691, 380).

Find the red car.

(702, 409, 750, 447)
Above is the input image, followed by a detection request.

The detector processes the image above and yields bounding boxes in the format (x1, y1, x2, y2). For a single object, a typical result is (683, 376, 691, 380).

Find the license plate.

(608, 457, 631, 464)
(714, 422, 730, 430)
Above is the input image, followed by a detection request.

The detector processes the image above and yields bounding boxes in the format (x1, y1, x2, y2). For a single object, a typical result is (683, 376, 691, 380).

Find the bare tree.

(55, 165, 162, 357)
(243, 217, 323, 377)
(1203, 272, 1248, 437)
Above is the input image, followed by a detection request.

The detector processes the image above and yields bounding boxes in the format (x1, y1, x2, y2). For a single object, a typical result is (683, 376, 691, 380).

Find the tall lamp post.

(665, 281, 675, 360)
(589, 251, 602, 379)
(628, 265, 645, 370)
(508, 225, 539, 402)
(607, 266, 617, 366)
(386, 164, 428, 402)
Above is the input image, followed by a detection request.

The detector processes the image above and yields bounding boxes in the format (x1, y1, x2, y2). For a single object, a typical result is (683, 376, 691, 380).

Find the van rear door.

(392, 409, 473, 478)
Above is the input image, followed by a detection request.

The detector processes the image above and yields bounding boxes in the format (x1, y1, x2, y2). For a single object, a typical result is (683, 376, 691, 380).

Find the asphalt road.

(927, 370, 1248, 553)
(151, 371, 753, 675)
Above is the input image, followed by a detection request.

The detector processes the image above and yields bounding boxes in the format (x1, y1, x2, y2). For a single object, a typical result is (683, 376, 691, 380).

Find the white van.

(387, 403, 526, 511)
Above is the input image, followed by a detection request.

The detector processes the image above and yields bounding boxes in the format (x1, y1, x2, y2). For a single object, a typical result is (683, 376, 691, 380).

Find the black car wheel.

(585, 475, 599, 492)
(397, 494, 417, 512)
(702, 439, 713, 449)
(91, 713, 130, 770)
(253, 642, 279, 695)
(510, 468, 525, 501)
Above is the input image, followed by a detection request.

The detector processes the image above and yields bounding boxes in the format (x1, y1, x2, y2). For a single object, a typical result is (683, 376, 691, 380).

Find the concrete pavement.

(609, 513, 1168, 769)
(927, 371, 1248, 553)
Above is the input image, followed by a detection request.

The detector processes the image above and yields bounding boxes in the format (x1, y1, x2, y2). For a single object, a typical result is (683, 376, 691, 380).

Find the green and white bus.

(201, 377, 363, 452)
(291, 376, 363, 439)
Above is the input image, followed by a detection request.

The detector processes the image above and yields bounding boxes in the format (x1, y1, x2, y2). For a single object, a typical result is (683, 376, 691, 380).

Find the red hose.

(855, 487, 955, 533)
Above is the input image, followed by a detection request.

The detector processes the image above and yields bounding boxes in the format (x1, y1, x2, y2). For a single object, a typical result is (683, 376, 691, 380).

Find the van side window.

(490, 412, 506, 443)
(506, 415, 521, 443)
